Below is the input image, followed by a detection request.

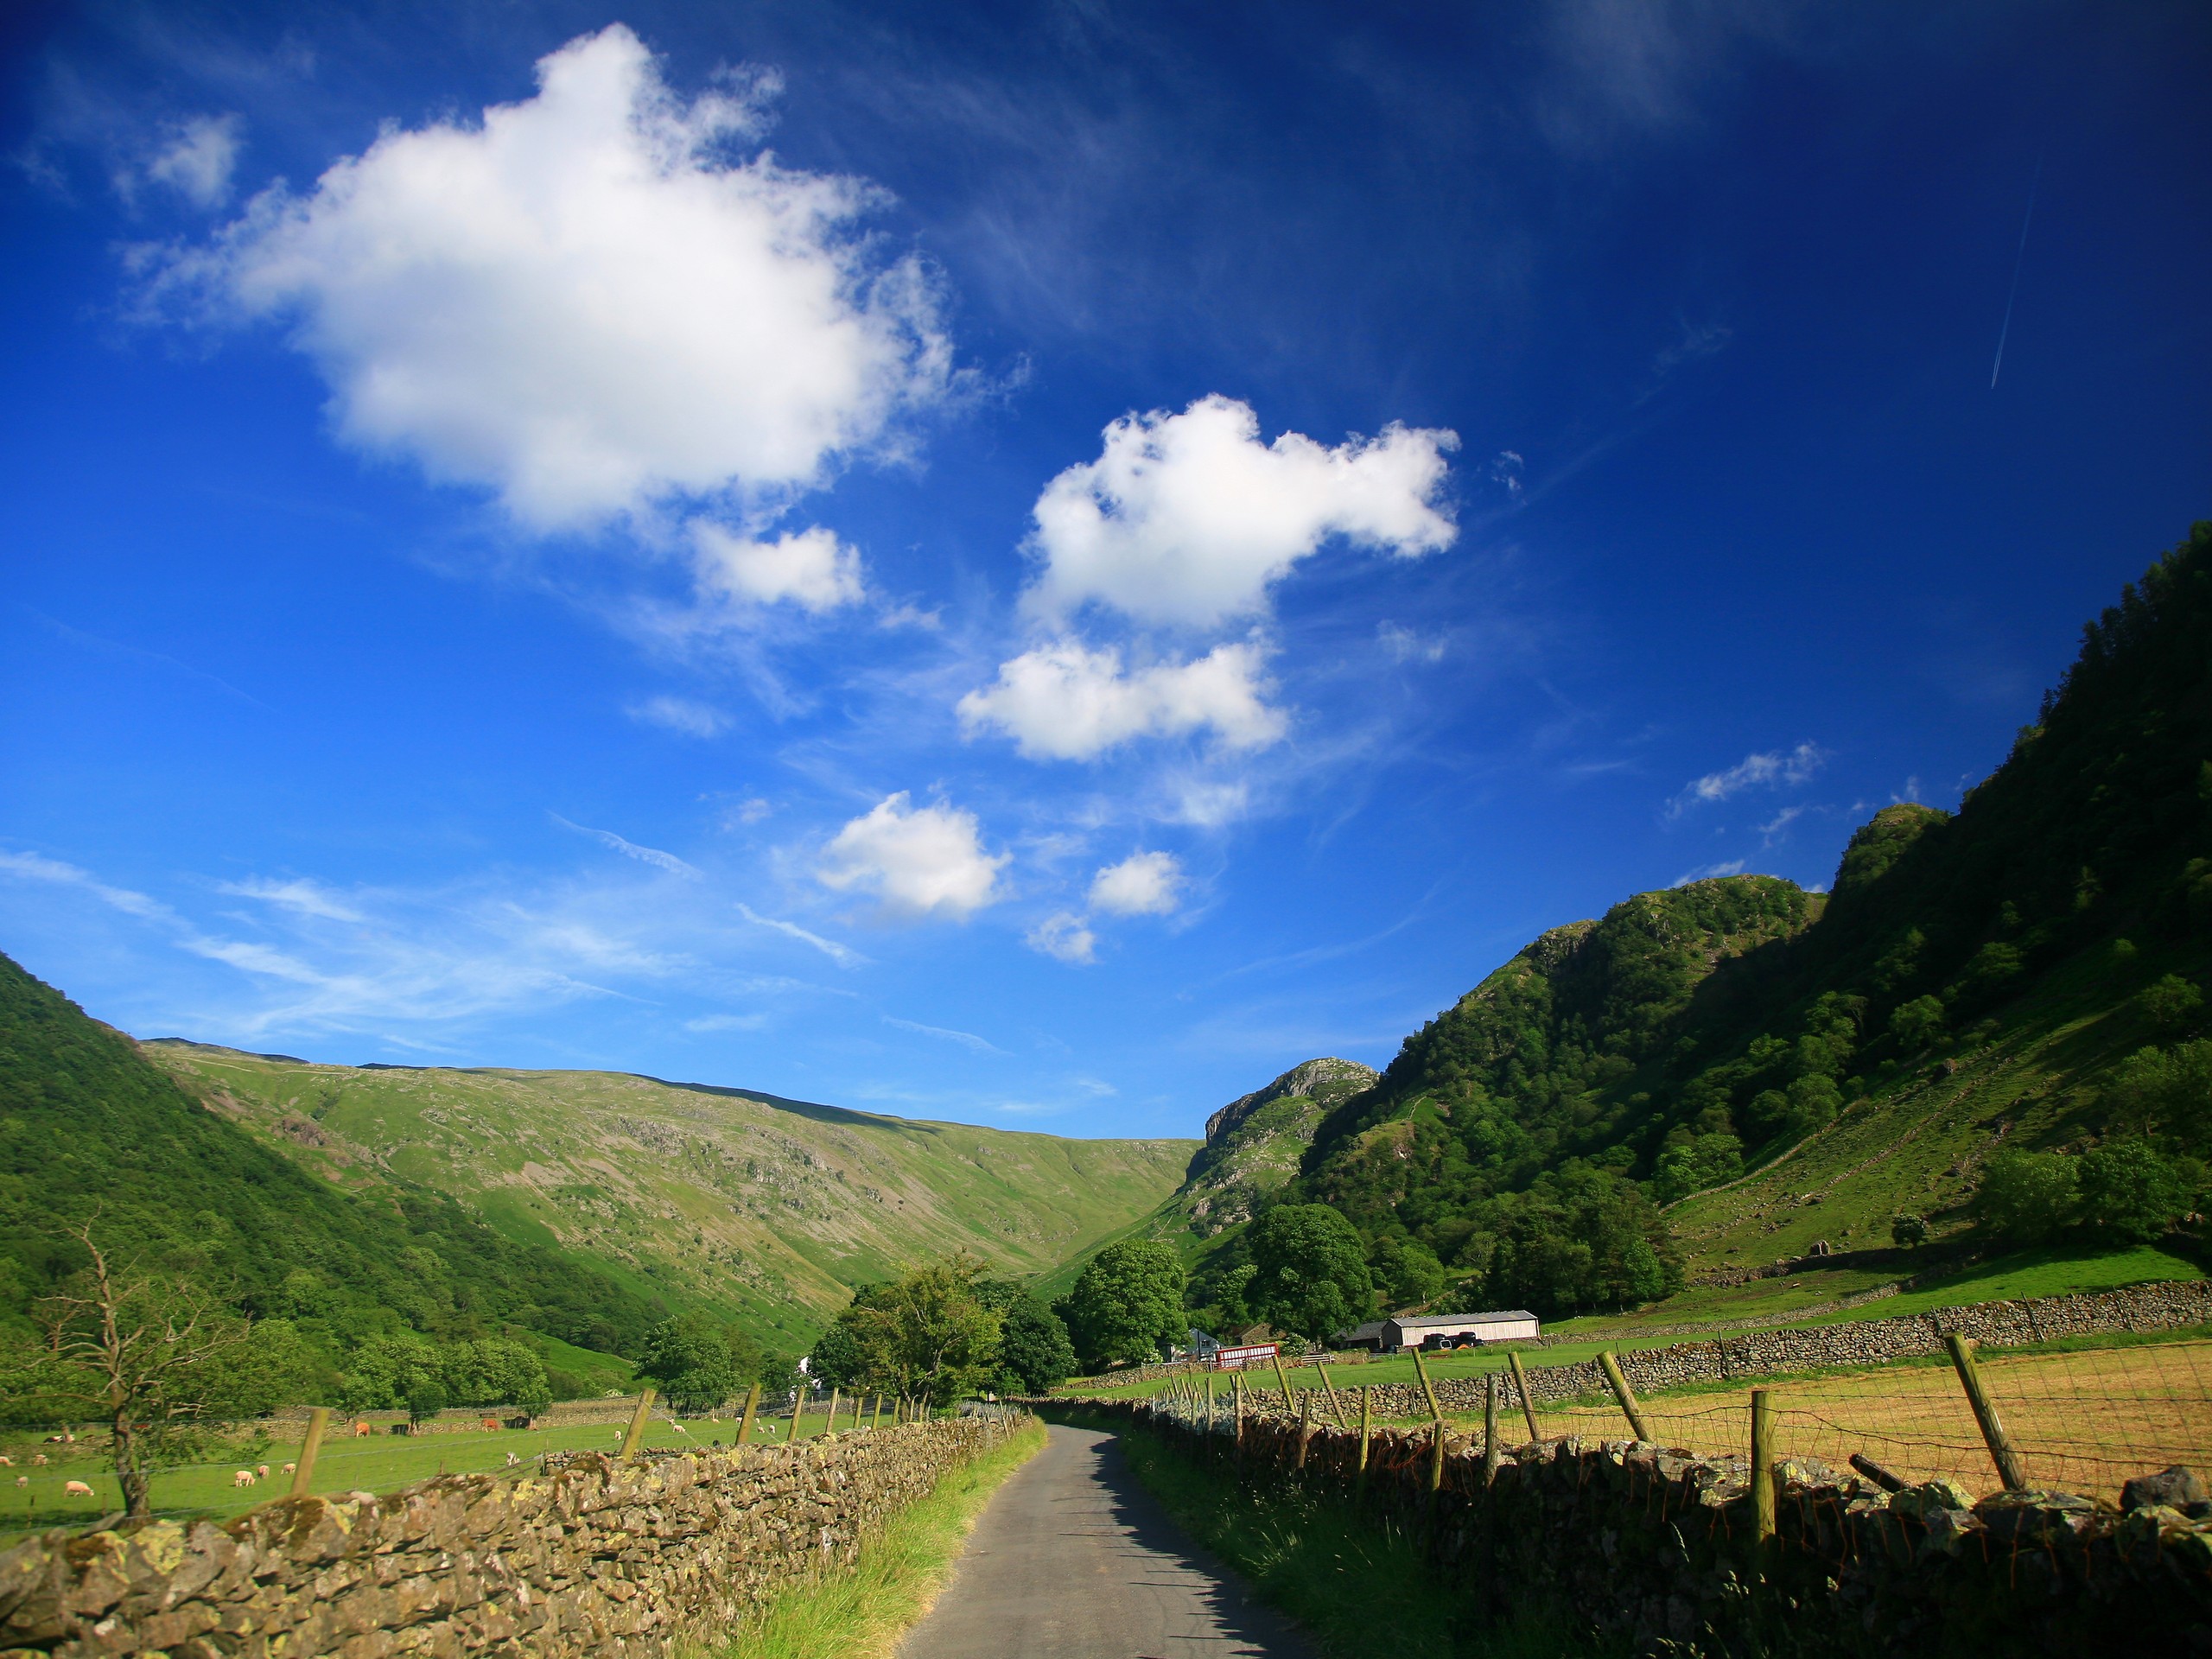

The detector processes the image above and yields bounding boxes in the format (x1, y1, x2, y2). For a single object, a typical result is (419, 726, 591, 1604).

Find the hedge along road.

(898, 1422, 1312, 1659)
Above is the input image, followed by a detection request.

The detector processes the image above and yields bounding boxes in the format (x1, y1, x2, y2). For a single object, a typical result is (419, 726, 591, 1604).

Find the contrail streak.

(1990, 156, 2042, 389)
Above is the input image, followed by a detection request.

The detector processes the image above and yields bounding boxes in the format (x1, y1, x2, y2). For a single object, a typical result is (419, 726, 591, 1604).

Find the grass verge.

(1049, 1408, 1597, 1657)
(702, 1416, 1046, 1659)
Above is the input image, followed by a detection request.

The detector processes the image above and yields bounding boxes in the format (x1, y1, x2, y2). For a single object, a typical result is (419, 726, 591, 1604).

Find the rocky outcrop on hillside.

(1180, 1058, 1378, 1236)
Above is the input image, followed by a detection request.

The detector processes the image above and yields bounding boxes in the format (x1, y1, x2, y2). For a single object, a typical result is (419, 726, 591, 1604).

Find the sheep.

(63, 1481, 93, 1498)
(0, 1456, 13, 1466)
(257, 1464, 270, 1479)
(504, 1452, 520, 1466)
(31, 1454, 46, 1466)
(12, 1477, 24, 1489)
(232, 1470, 256, 1488)
(281, 1462, 296, 1475)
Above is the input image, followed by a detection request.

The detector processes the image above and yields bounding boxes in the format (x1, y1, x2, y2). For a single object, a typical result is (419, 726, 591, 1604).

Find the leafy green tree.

(1650, 1132, 1744, 1205)
(994, 1298, 1077, 1394)
(1484, 1172, 1679, 1318)
(1368, 1233, 1446, 1310)
(1890, 1213, 1929, 1249)
(442, 1338, 551, 1413)
(1889, 995, 1947, 1052)
(2102, 1040, 2212, 1141)
(637, 1316, 741, 1414)
(340, 1332, 442, 1411)
(1783, 1075, 1843, 1141)
(2139, 975, 2205, 1035)
(2076, 1139, 2196, 1243)
(1244, 1205, 1373, 1339)
(1058, 1240, 1186, 1370)
(807, 1318, 866, 1390)
(406, 1376, 448, 1425)
(834, 1255, 1002, 1407)
(1973, 1149, 2080, 1244)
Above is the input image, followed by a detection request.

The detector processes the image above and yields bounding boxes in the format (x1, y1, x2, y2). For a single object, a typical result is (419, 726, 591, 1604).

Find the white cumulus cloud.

(691, 522, 864, 613)
(1025, 912, 1096, 964)
(956, 638, 1284, 761)
(150, 25, 950, 532)
(1024, 394, 1458, 629)
(1089, 851, 1183, 917)
(817, 792, 1006, 921)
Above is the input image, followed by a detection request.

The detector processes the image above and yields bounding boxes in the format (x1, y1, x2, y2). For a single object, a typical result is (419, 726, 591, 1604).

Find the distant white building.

(1335, 1311, 1541, 1351)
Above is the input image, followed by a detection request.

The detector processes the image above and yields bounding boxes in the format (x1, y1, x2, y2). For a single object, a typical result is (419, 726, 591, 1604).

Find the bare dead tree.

(35, 1220, 251, 1518)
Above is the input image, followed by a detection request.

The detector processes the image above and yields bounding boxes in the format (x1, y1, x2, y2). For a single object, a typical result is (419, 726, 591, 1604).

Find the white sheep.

(31, 1454, 46, 1467)
(257, 1464, 270, 1479)
(63, 1481, 93, 1498)
(232, 1470, 256, 1488)
(13, 1477, 24, 1489)
(281, 1462, 296, 1475)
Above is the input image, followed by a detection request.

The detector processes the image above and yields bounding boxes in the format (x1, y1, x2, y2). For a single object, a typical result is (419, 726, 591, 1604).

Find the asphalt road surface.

(899, 1422, 1314, 1659)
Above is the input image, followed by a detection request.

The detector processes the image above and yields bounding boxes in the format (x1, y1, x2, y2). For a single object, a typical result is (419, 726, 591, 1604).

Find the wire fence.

(1132, 1333, 2212, 1503)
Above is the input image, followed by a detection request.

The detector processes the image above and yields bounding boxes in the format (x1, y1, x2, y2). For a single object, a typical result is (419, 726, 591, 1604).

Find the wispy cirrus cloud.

(1668, 741, 1827, 817)
(882, 1014, 1002, 1054)
(552, 815, 700, 877)
(735, 902, 867, 969)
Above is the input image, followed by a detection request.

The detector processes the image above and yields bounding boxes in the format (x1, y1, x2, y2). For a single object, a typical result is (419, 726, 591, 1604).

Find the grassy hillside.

(0, 953, 669, 1362)
(1281, 523, 2212, 1321)
(144, 1044, 1196, 1353)
(1027, 1058, 1377, 1304)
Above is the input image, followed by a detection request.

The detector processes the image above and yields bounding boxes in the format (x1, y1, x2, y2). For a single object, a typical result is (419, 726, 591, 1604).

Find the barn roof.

(1386, 1311, 1539, 1328)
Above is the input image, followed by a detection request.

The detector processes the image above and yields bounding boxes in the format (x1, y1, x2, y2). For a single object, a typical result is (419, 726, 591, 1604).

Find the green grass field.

(0, 1402, 882, 1542)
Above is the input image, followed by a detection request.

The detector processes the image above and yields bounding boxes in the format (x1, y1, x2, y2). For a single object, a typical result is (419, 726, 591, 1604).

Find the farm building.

(1333, 1311, 1540, 1351)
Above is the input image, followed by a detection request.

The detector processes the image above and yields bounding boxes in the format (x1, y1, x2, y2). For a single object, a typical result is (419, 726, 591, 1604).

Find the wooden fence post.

(1482, 1374, 1502, 1485)
(289, 1408, 329, 1498)
(1233, 1375, 1245, 1462)
(1357, 1385, 1371, 1475)
(1750, 1389, 1777, 1555)
(1598, 1351, 1653, 1442)
(791, 1389, 808, 1442)
(620, 1389, 656, 1460)
(1295, 1389, 1313, 1470)
(1315, 1360, 1349, 1430)
(1410, 1345, 1447, 1495)
(1270, 1351, 1298, 1423)
(1944, 1333, 2029, 1490)
(824, 1388, 842, 1436)
(735, 1382, 761, 1446)
(1505, 1351, 1542, 1443)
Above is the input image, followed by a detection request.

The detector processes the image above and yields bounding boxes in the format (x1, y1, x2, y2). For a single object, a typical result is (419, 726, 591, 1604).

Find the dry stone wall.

(1073, 1399, 2212, 1653)
(1078, 1277, 2212, 1415)
(0, 1416, 1024, 1659)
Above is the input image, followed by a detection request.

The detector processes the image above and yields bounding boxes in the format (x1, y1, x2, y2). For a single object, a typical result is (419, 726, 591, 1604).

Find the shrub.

(2139, 974, 2205, 1035)
(1889, 995, 1947, 1052)
(2076, 1138, 2196, 1243)
(1891, 1213, 1928, 1249)
(1972, 1149, 2079, 1244)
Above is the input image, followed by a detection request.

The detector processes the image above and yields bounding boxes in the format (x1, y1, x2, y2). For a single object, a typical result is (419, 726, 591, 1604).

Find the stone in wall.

(0, 1416, 1023, 1659)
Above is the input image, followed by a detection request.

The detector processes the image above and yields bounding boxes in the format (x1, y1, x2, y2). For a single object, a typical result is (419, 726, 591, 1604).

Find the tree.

(1368, 1234, 1446, 1310)
(406, 1376, 448, 1426)
(1973, 1149, 2079, 1244)
(2139, 975, 2205, 1035)
(834, 1255, 1001, 1407)
(2103, 1040, 2212, 1142)
(1245, 1205, 1372, 1339)
(807, 1318, 866, 1390)
(995, 1298, 1076, 1394)
(1058, 1240, 1185, 1370)
(1650, 1133, 1743, 1205)
(636, 1316, 741, 1414)
(17, 1223, 257, 1518)
(2076, 1139, 2196, 1243)
(1889, 995, 1947, 1052)
(1890, 1213, 1929, 1249)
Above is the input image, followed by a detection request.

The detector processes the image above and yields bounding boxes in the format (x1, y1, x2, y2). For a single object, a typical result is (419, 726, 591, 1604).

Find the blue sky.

(3, 1, 2207, 1139)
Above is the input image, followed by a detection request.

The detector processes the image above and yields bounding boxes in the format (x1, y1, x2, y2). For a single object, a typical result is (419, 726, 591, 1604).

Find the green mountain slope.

(0, 954, 668, 1359)
(143, 1043, 1196, 1351)
(1291, 523, 2212, 1316)
(1026, 1057, 1378, 1303)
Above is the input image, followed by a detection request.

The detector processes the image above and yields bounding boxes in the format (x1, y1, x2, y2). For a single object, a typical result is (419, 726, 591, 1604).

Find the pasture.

(0, 1405, 836, 1542)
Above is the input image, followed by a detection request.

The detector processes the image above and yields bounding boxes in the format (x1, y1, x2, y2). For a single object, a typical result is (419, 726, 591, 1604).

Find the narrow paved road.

(899, 1422, 1313, 1659)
